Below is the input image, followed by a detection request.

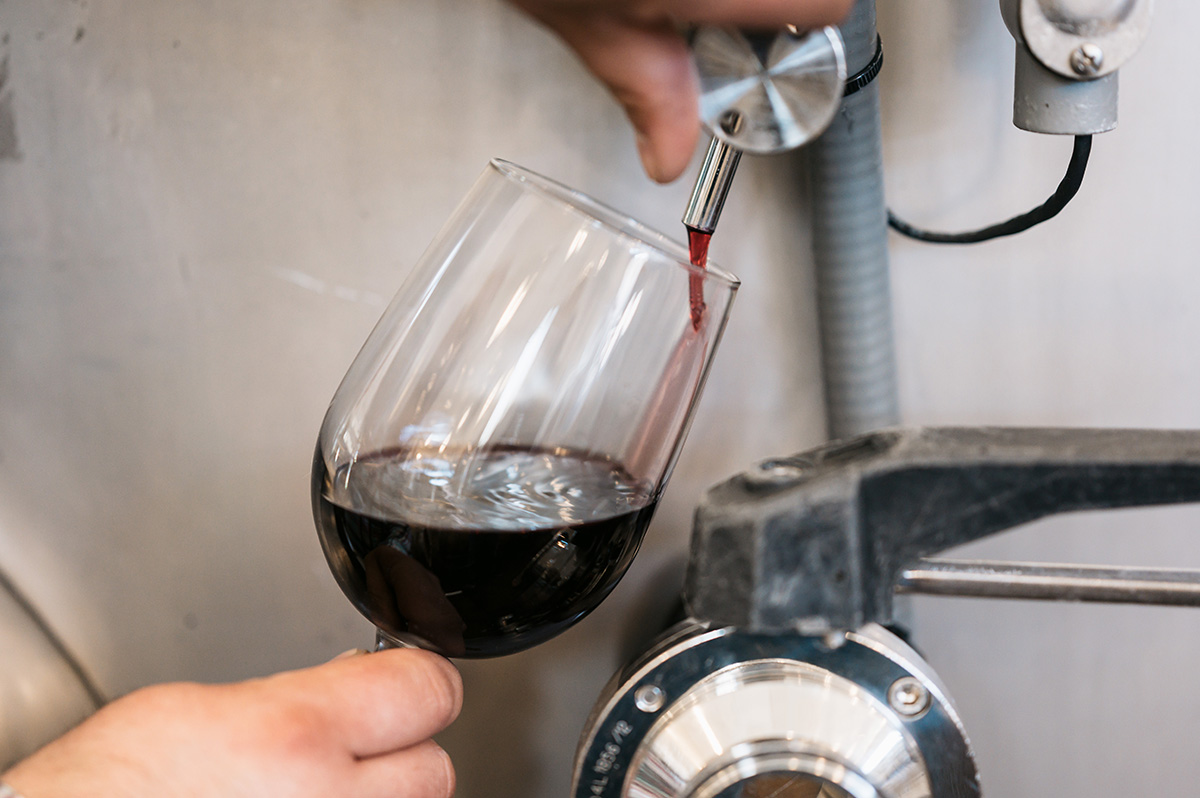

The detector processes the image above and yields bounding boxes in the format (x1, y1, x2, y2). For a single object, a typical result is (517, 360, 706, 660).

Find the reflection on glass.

(312, 161, 738, 657)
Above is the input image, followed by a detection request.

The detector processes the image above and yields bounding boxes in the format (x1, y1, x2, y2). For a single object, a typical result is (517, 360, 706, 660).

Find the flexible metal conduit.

(808, 0, 899, 439)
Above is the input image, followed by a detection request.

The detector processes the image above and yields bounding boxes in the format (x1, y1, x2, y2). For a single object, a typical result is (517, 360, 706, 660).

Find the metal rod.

(896, 558, 1200, 607)
(682, 136, 742, 234)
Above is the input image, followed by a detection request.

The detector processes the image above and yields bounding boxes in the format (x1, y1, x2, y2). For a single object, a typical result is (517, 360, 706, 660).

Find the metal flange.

(571, 623, 978, 798)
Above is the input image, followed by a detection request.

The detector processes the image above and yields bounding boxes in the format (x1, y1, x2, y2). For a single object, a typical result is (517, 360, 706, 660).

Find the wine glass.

(311, 160, 738, 658)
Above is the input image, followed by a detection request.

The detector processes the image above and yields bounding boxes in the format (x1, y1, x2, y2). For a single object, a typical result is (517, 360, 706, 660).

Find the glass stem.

(375, 628, 417, 651)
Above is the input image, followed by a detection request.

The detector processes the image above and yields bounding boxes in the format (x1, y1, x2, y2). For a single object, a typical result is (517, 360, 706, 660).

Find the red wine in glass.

(313, 446, 658, 657)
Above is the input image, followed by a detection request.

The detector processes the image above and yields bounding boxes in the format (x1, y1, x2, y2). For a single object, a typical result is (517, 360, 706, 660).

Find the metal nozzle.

(682, 25, 847, 236)
(682, 135, 742, 234)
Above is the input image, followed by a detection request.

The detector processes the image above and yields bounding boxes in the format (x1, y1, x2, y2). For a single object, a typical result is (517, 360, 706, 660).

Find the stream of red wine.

(687, 226, 711, 329)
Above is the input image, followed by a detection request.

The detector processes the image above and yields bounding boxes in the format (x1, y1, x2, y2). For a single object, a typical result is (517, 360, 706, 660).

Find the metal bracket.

(1020, 0, 1153, 79)
(685, 427, 1200, 633)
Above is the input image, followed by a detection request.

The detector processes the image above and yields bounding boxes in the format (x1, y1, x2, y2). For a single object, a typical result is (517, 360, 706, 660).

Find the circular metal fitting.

(1018, 0, 1151, 80)
(571, 623, 979, 798)
(1069, 43, 1105, 76)
(888, 676, 932, 718)
(693, 26, 847, 155)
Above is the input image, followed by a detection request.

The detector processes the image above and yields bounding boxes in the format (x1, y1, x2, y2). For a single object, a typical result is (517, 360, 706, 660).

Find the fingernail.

(333, 647, 368, 661)
(429, 655, 464, 718)
(435, 744, 456, 798)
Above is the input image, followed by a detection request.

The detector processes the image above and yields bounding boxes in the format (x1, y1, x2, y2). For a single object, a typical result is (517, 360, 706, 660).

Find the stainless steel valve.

(572, 622, 978, 798)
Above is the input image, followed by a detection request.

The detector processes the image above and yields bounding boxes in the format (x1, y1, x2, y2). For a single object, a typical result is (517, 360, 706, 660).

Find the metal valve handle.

(693, 26, 847, 155)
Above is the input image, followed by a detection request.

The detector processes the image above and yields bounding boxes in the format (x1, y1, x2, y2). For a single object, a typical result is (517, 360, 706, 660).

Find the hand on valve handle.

(509, 0, 853, 183)
(1, 648, 462, 798)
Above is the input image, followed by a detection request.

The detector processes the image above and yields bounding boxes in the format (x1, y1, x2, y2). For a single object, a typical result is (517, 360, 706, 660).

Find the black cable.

(887, 134, 1093, 244)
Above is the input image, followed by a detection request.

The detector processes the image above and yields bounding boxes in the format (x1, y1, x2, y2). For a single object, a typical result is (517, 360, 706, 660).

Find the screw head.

(887, 676, 931, 718)
(719, 110, 744, 136)
(635, 684, 666, 713)
(1070, 43, 1104, 76)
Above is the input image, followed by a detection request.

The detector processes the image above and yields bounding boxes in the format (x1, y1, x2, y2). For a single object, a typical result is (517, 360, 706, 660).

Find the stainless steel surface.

(682, 138, 743, 234)
(0, 583, 97, 769)
(1019, 0, 1152, 79)
(572, 624, 977, 798)
(693, 27, 846, 155)
(628, 659, 927, 798)
(898, 558, 1200, 605)
(702, 771, 858, 798)
(691, 753, 877, 798)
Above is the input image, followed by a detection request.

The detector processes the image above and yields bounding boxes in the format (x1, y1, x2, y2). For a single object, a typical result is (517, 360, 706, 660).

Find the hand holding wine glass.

(1, 649, 461, 798)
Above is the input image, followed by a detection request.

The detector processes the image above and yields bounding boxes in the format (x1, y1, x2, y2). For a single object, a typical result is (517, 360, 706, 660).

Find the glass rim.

(489, 159, 740, 290)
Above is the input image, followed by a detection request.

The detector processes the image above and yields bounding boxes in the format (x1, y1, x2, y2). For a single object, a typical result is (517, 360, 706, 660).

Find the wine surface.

(313, 446, 657, 657)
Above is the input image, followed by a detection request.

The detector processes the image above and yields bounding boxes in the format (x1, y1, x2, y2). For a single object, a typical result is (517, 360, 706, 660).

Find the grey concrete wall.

(1, 0, 1199, 794)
